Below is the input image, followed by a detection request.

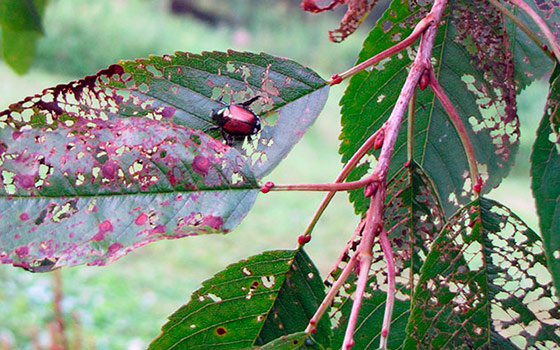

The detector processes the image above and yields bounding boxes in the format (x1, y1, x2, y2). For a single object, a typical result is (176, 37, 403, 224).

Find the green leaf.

(404, 198, 560, 349)
(0, 0, 47, 74)
(530, 64, 560, 298)
(0, 0, 44, 32)
(340, 0, 519, 217)
(332, 162, 445, 349)
(149, 249, 328, 350)
(256, 249, 331, 348)
(1, 28, 41, 74)
(0, 51, 327, 270)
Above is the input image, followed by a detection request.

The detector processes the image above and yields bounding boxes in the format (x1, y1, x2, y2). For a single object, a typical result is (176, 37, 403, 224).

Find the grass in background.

(0, 0, 549, 348)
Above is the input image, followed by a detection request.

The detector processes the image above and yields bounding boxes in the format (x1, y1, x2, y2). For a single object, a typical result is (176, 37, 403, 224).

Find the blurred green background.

(0, 0, 546, 349)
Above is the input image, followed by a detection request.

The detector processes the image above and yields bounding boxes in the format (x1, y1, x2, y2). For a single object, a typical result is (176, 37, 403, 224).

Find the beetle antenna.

(239, 95, 262, 107)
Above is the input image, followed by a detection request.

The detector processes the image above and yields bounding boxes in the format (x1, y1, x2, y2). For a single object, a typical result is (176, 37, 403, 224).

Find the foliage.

(0, 0, 559, 349)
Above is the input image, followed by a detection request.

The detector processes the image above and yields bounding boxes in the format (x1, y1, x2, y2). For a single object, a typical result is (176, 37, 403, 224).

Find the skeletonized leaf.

(531, 64, 560, 297)
(332, 162, 444, 349)
(340, 0, 518, 217)
(0, 51, 327, 270)
(404, 198, 560, 349)
(149, 249, 329, 350)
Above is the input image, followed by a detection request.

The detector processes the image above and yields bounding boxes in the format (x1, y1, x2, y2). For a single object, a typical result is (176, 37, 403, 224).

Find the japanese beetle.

(211, 95, 262, 145)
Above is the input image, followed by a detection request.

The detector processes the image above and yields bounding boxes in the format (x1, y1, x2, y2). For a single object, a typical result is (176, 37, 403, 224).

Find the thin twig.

(506, 0, 560, 60)
(428, 68, 479, 192)
(379, 229, 396, 348)
(301, 126, 385, 236)
(325, 219, 366, 283)
(407, 89, 417, 161)
(329, 13, 436, 84)
(270, 176, 372, 192)
(305, 252, 359, 334)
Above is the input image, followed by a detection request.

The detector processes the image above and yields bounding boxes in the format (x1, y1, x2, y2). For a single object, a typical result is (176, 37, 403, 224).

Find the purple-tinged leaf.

(0, 113, 257, 271)
(0, 50, 327, 270)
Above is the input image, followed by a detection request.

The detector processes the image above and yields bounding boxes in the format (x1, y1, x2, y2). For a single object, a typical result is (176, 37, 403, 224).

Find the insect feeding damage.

(0, 59, 258, 271)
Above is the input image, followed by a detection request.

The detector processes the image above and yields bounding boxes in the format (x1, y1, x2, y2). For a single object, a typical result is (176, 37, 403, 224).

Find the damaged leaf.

(404, 198, 560, 349)
(256, 248, 331, 348)
(149, 249, 329, 350)
(340, 0, 519, 217)
(0, 50, 327, 270)
(300, 0, 376, 42)
(531, 64, 560, 297)
(502, 0, 558, 91)
(116, 50, 328, 178)
(329, 0, 377, 43)
(0, 114, 258, 270)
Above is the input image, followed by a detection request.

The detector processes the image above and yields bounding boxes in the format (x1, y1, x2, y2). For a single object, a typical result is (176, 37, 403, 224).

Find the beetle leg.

(221, 130, 234, 146)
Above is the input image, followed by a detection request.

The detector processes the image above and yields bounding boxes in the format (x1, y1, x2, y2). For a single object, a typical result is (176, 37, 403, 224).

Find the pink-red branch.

(304, 246, 359, 334)
(378, 229, 396, 348)
(341, 0, 448, 347)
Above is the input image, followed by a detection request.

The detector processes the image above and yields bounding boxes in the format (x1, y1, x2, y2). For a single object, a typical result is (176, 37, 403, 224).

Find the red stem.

(325, 219, 365, 282)
(302, 127, 385, 236)
(271, 176, 372, 192)
(305, 251, 359, 334)
(428, 68, 479, 192)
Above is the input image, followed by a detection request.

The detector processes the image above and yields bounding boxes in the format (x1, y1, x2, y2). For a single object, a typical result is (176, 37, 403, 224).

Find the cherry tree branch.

(341, 0, 448, 347)
(506, 0, 560, 59)
(325, 219, 366, 283)
(428, 68, 480, 192)
(407, 89, 417, 161)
